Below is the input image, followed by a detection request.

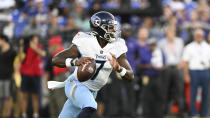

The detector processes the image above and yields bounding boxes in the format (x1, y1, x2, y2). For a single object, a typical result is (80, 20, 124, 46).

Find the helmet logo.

(91, 16, 101, 27)
(94, 19, 100, 26)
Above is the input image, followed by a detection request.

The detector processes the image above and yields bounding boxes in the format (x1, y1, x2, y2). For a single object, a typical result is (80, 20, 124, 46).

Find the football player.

(51, 11, 134, 118)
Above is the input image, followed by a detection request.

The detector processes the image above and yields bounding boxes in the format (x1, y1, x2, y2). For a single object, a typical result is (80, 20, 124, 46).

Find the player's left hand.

(107, 52, 121, 72)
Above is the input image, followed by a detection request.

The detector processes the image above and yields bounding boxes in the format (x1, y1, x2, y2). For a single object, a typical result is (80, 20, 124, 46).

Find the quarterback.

(50, 11, 134, 118)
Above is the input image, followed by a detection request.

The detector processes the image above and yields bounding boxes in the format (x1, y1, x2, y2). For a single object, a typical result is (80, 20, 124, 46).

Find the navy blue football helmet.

(90, 11, 120, 42)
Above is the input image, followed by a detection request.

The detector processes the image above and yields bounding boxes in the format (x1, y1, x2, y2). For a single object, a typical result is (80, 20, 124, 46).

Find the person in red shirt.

(45, 36, 69, 118)
(19, 35, 46, 118)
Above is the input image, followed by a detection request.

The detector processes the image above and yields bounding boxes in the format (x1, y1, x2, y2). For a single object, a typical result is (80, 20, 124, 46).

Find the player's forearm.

(52, 50, 74, 68)
(52, 55, 66, 68)
(116, 53, 134, 81)
(52, 45, 80, 68)
(116, 66, 134, 81)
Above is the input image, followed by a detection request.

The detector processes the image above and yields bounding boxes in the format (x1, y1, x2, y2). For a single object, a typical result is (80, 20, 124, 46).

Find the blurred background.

(0, 0, 209, 118)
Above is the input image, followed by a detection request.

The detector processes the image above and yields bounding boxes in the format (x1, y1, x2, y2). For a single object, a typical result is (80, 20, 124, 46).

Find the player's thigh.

(59, 99, 81, 118)
(65, 77, 97, 110)
(73, 83, 97, 109)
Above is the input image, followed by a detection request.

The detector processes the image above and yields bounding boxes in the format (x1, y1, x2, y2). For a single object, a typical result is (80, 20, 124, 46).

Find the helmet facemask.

(101, 20, 121, 43)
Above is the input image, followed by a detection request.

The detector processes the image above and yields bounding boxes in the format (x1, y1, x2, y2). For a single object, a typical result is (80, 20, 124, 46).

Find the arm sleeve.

(72, 32, 86, 55)
(72, 32, 83, 47)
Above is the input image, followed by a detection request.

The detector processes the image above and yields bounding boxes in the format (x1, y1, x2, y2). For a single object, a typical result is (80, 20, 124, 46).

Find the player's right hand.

(75, 57, 93, 66)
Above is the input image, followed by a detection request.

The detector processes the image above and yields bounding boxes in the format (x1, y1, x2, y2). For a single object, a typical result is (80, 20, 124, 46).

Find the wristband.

(65, 58, 73, 67)
(118, 67, 126, 77)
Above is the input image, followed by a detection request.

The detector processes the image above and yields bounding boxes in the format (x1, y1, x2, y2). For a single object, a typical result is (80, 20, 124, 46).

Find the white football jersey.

(72, 32, 127, 91)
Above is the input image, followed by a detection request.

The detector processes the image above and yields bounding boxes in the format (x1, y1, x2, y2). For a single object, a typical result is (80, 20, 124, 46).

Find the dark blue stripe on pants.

(189, 70, 210, 117)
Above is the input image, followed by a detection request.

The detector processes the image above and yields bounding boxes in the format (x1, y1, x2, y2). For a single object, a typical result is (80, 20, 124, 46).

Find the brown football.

(77, 60, 96, 82)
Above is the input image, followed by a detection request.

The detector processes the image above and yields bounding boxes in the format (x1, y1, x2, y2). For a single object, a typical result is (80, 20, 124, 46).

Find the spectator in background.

(91, 1, 103, 11)
(130, 0, 149, 9)
(135, 26, 150, 75)
(158, 27, 185, 117)
(19, 35, 46, 118)
(60, 16, 80, 33)
(142, 17, 154, 35)
(70, 2, 90, 31)
(35, 0, 48, 24)
(168, 0, 185, 12)
(136, 35, 164, 118)
(60, 16, 80, 47)
(181, 10, 203, 42)
(0, 34, 16, 118)
(57, 15, 68, 29)
(23, 0, 38, 17)
(207, 32, 210, 44)
(0, 0, 15, 9)
(22, 17, 42, 38)
(167, 16, 179, 32)
(164, 15, 182, 41)
(206, 31, 210, 117)
(160, 15, 180, 38)
(186, 10, 199, 24)
(3, 20, 14, 40)
(200, 10, 210, 31)
(196, 0, 209, 14)
(121, 23, 137, 74)
(160, 4, 173, 24)
(75, 12, 90, 31)
(45, 36, 69, 118)
(102, 0, 120, 9)
(141, 17, 164, 39)
(208, 32, 210, 117)
(121, 23, 137, 117)
(183, 28, 210, 118)
(147, 38, 164, 118)
(135, 26, 149, 115)
(12, 12, 28, 39)
(47, 16, 59, 37)
(35, 0, 48, 38)
(13, 44, 24, 118)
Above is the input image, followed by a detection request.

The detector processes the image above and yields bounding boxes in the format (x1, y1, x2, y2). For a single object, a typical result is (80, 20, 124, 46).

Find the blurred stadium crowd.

(0, 0, 210, 118)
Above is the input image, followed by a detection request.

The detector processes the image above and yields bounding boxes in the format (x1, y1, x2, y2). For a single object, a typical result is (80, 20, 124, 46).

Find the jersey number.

(91, 60, 106, 80)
